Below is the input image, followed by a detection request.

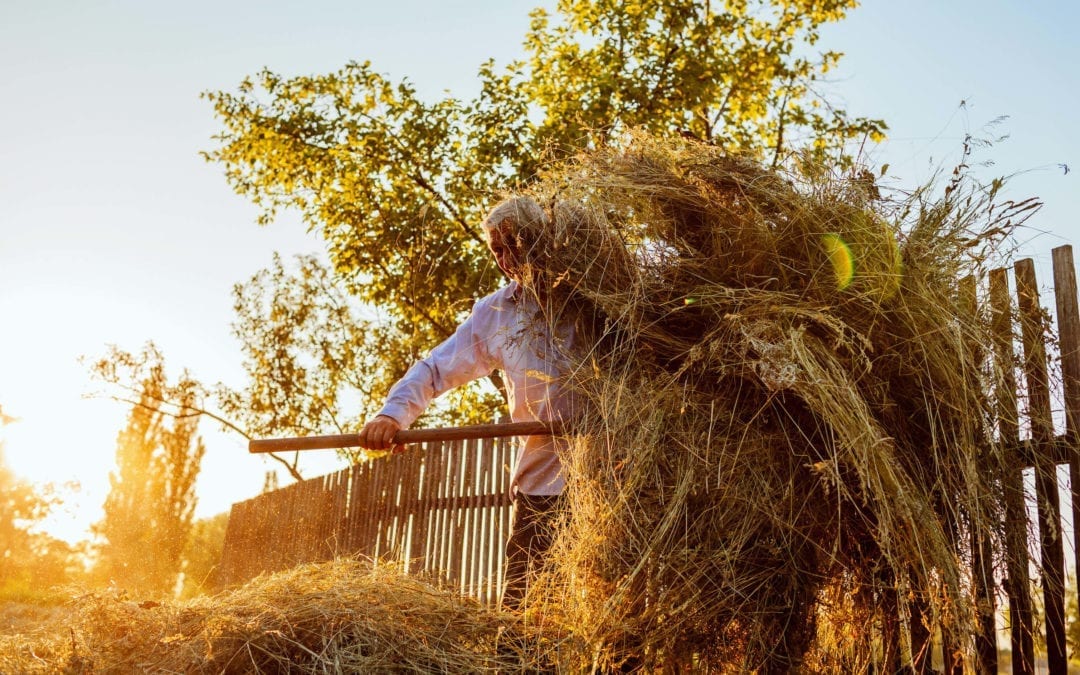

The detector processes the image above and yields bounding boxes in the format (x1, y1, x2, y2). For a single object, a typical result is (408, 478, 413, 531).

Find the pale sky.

(0, 0, 1076, 544)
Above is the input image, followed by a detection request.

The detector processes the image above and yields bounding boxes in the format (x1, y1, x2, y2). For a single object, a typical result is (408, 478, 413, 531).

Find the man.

(357, 196, 574, 610)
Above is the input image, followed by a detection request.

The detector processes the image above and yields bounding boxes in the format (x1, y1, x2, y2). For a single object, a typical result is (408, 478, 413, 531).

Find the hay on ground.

(0, 559, 540, 674)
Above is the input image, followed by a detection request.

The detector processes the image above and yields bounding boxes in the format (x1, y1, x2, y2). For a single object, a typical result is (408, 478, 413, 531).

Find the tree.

(217, 253, 503, 470)
(0, 406, 76, 601)
(202, 0, 885, 427)
(90, 345, 206, 596)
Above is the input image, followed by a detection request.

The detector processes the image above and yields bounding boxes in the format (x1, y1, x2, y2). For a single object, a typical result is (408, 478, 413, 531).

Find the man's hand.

(358, 415, 406, 453)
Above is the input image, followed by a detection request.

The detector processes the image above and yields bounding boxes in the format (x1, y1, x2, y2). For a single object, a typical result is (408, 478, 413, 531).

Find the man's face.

(486, 220, 522, 281)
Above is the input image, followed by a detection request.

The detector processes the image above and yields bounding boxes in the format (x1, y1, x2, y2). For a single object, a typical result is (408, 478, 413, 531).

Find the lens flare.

(822, 234, 854, 290)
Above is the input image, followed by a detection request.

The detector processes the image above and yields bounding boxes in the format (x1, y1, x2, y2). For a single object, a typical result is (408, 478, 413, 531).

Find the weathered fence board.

(217, 437, 516, 603)
(989, 266, 1037, 675)
(1016, 258, 1068, 674)
(1054, 246, 1080, 605)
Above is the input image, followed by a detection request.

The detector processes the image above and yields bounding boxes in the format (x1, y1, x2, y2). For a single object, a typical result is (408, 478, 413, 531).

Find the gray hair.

(480, 196, 548, 233)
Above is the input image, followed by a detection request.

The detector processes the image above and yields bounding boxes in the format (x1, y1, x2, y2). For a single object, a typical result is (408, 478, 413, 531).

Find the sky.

(0, 0, 1077, 544)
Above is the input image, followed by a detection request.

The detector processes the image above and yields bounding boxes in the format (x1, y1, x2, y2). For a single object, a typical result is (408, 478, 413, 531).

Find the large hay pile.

(510, 133, 1039, 671)
(3, 136, 1039, 674)
(0, 560, 532, 673)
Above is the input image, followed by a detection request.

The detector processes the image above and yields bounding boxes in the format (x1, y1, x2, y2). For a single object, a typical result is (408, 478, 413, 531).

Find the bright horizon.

(1, 0, 1077, 545)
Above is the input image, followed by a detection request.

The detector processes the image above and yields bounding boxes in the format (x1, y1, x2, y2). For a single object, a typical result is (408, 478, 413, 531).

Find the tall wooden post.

(989, 268, 1035, 675)
(1052, 246, 1080, 631)
(1016, 258, 1067, 675)
(959, 275, 998, 674)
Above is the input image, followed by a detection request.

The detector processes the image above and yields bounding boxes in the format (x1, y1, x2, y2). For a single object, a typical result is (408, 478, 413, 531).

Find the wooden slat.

(990, 267, 1035, 675)
(363, 459, 382, 557)
(346, 463, 364, 553)
(361, 461, 378, 556)
(411, 444, 433, 574)
(291, 480, 306, 562)
(436, 440, 454, 582)
(423, 440, 444, 577)
(1016, 258, 1067, 674)
(498, 437, 513, 602)
(465, 436, 480, 596)
(216, 503, 242, 586)
(959, 274, 998, 674)
(401, 451, 419, 562)
(437, 440, 454, 583)
(478, 437, 495, 605)
(351, 462, 369, 556)
(377, 454, 403, 560)
(381, 457, 397, 559)
(1052, 246, 1080, 622)
(402, 448, 423, 572)
(329, 469, 348, 558)
(447, 437, 464, 592)
(293, 479, 309, 562)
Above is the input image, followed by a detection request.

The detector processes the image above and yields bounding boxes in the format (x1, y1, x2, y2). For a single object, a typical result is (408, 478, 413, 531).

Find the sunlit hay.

(0, 559, 539, 674)
(513, 131, 1039, 671)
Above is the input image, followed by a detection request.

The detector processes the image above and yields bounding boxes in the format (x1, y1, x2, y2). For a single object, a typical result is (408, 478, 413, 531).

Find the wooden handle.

(247, 421, 561, 454)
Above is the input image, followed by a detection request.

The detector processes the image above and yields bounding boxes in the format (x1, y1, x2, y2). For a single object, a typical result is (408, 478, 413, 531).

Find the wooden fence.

(217, 436, 516, 606)
(217, 244, 1080, 674)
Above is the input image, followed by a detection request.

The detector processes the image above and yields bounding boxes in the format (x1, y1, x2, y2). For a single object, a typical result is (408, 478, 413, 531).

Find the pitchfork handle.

(247, 421, 561, 454)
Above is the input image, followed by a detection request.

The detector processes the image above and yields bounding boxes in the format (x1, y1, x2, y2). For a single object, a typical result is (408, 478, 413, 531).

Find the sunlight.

(0, 377, 122, 545)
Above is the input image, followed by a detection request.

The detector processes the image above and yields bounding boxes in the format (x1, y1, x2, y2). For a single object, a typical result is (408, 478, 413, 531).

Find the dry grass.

(0, 559, 540, 674)
(509, 132, 1040, 671)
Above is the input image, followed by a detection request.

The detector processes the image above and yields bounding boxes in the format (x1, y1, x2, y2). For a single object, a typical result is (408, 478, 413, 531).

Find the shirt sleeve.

(376, 298, 498, 428)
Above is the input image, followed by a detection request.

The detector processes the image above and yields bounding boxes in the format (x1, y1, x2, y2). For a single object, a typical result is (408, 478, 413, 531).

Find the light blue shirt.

(378, 281, 575, 495)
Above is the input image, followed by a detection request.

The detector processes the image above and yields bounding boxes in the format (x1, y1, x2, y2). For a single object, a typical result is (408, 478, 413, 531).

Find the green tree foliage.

(218, 254, 503, 467)
(0, 407, 77, 601)
(203, 0, 885, 426)
(522, 0, 885, 157)
(90, 345, 206, 596)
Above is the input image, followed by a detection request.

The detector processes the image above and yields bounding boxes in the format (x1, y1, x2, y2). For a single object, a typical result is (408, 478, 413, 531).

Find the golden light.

(821, 233, 854, 290)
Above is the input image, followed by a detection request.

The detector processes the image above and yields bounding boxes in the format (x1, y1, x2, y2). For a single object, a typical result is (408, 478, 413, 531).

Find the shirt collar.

(509, 280, 523, 303)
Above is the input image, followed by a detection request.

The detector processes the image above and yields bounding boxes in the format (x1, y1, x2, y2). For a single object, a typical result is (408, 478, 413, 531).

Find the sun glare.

(0, 389, 121, 545)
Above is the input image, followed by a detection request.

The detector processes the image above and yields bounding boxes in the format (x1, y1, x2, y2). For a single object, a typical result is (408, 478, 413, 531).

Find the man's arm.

(357, 295, 500, 450)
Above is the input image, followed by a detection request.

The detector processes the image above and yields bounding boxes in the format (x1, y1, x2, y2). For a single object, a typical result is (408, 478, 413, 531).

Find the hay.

(0, 559, 540, 673)
(509, 132, 1039, 671)
(1, 135, 1040, 673)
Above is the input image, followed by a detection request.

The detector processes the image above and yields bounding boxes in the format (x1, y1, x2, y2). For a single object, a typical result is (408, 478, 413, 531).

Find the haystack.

(508, 132, 1038, 672)
(0, 559, 534, 673)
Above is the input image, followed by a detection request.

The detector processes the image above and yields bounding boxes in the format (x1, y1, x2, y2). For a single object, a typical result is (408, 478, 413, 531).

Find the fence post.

(959, 275, 998, 674)
(989, 268, 1036, 675)
(1016, 259, 1068, 674)
(1052, 245, 1080, 632)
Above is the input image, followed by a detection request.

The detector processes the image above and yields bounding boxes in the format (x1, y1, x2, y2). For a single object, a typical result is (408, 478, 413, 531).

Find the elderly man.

(357, 196, 574, 610)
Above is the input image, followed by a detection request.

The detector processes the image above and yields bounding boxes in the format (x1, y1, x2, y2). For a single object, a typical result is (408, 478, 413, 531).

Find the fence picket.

(1016, 259, 1068, 674)
(959, 275, 998, 674)
(1052, 245, 1080, 624)
(988, 267, 1036, 675)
